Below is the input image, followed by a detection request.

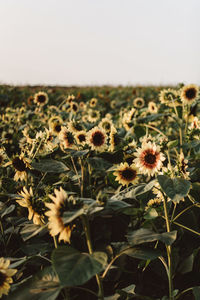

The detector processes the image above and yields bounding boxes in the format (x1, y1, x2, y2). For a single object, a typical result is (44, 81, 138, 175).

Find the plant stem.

(163, 195, 174, 300)
(81, 215, 104, 300)
(53, 236, 58, 248)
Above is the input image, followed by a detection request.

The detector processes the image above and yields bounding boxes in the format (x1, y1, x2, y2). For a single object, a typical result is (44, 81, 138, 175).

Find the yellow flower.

(99, 117, 113, 133)
(59, 126, 76, 149)
(133, 97, 145, 108)
(108, 126, 121, 152)
(16, 187, 44, 225)
(113, 162, 139, 186)
(74, 130, 87, 146)
(45, 187, 74, 243)
(87, 126, 107, 152)
(148, 101, 158, 114)
(90, 98, 98, 107)
(159, 88, 180, 107)
(87, 110, 100, 123)
(5, 154, 30, 182)
(180, 84, 199, 104)
(134, 142, 165, 176)
(33, 91, 48, 106)
(0, 257, 17, 298)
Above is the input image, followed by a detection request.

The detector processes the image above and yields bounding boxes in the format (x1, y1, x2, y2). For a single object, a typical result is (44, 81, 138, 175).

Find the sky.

(0, 0, 200, 86)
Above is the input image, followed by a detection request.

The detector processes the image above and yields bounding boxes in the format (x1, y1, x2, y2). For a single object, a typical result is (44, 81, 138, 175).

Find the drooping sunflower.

(5, 154, 30, 182)
(33, 91, 49, 106)
(148, 101, 158, 114)
(134, 142, 165, 176)
(159, 88, 180, 106)
(67, 121, 83, 133)
(59, 126, 76, 149)
(66, 94, 75, 104)
(48, 116, 63, 136)
(108, 126, 121, 152)
(87, 126, 107, 152)
(113, 162, 139, 186)
(45, 187, 75, 243)
(0, 258, 17, 298)
(133, 97, 145, 108)
(74, 130, 87, 146)
(16, 187, 45, 225)
(180, 84, 199, 104)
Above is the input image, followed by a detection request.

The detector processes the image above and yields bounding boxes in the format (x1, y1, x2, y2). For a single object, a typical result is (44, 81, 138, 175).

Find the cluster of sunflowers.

(0, 84, 200, 300)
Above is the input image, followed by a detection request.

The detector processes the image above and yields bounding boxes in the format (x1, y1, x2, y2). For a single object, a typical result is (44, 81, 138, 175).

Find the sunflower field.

(1, 84, 200, 300)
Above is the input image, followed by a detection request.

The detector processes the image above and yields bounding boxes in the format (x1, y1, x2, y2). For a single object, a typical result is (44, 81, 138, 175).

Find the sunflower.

(87, 126, 107, 152)
(133, 97, 145, 108)
(0, 258, 17, 298)
(66, 94, 75, 104)
(68, 102, 79, 114)
(27, 95, 34, 106)
(99, 117, 113, 133)
(48, 116, 63, 136)
(45, 187, 74, 243)
(134, 142, 165, 176)
(87, 110, 100, 123)
(148, 101, 158, 114)
(90, 98, 98, 107)
(109, 126, 121, 152)
(67, 121, 83, 133)
(59, 126, 75, 149)
(122, 108, 136, 131)
(189, 116, 200, 130)
(159, 88, 180, 107)
(180, 84, 199, 104)
(33, 91, 49, 106)
(16, 187, 44, 225)
(74, 130, 87, 146)
(113, 162, 139, 186)
(0, 149, 6, 167)
(79, 101, 86, 110)
(5, 154, 30, 182)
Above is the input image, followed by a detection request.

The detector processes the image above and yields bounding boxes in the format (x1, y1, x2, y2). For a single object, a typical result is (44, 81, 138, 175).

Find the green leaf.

(127, 228, 177, 246)
(52, 246, 107, 286)
(144, 208, 158, 220)
(9, 267, 61, 300)
(123, 247, 162, 260)
(32, 159, 69, 173)
(157, 175, 191, 203)
(193, 287, 200, 300)
(178, 254, 194, 274)
(167, 140, 178, 149)
(62, 208, 85, 224)
(1, 204, 15, 218)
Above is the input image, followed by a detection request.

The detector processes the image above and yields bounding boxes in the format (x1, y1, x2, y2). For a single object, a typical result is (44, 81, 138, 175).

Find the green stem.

(172, 204, 195, 222)
(81, 215, 104, 300)
(175, 287, 193, 299)
(163, 195, 174, 300)
(53, 236, 58, 248)
(173, 221, 200, 237)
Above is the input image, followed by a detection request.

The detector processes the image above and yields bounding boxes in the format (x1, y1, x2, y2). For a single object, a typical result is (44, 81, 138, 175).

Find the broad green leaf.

(1, 204, 15, 218)
(62, 208, 85, 224)
(193, 287, 200, 300)
(167, 140, 178, 149)
(32, 159, 69, 173)
(123, 247, 162, 260)
(127, 228, 177, 246)
(52, 246, 107, 286)
(178, 254, 194, 274)
(158, 175, 191, 203)
(9, 267, 61, 300)
(144, 208, 158, 220)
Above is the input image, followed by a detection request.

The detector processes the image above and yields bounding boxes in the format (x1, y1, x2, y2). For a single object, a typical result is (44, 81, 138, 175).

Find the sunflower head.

(0, 257, 17, 298)
(113, 162, 139, 186)
(181, 84, 199, 104)
(75, 130, 87, 146)
(133, 97, 145, 108)
(34, 92, 49, 106)
(87, 126, 107, 152)
(148, 101, 158, 114)
(90, 98, 98, 107)
(59, 126, 75, 149)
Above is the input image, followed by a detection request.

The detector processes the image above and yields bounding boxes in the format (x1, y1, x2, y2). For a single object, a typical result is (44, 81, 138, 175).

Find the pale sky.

(0, 0, 200, 86)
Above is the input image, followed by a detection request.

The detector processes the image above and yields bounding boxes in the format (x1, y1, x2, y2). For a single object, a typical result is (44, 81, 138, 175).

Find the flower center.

(78, 134, 86, 142)
(37, 95, 46, 103)
(121, 168, 136, 181)
(72, 104, 78, 111)
(54, 124, 61, 133)
(185, 88, 197, 100)
(92, 131, 105, 146)
(12, 157, 27, 171)
(0, 271, 7, 287)
(144, 153, 156, 164)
